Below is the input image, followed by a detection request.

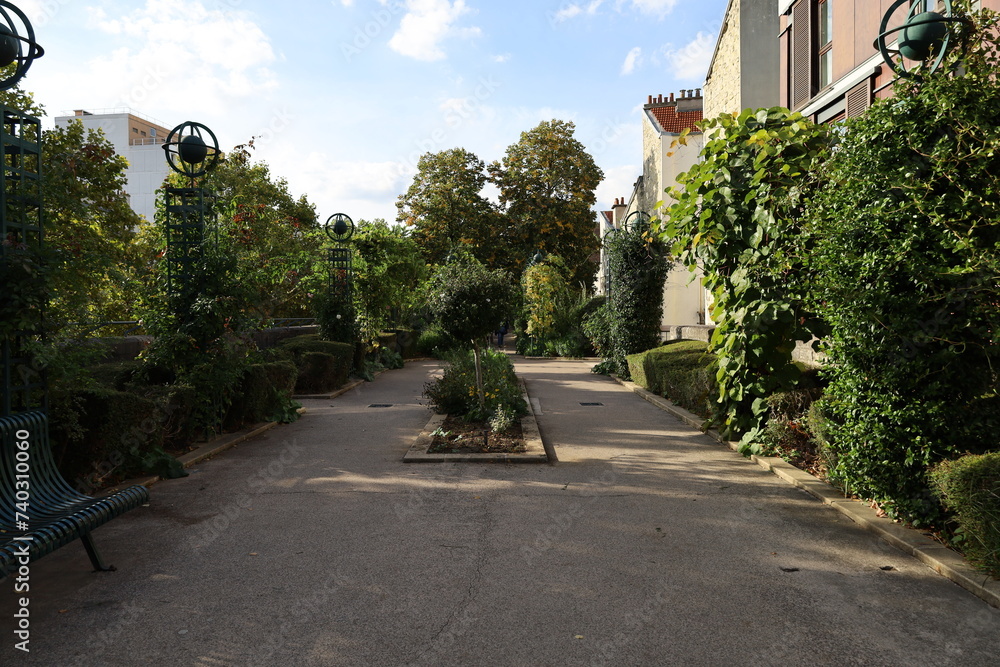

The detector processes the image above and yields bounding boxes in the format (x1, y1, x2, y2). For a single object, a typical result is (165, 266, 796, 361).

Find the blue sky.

(17, 0, 726, 223)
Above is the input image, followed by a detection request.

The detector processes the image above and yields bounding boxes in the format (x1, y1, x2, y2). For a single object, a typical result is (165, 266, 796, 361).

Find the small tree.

(602, 226, 669, 377)
(427, 258, 516, 411)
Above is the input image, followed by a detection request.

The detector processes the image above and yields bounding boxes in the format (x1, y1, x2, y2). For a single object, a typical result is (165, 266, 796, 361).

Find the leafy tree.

(351, 218, 428, 340)
(657, 108, 830, 444)
(490, 119, 603, 287)
(601, 226, 669, 377)
(42, 121, 143, 328)
(427, 258, 516, 411)
(200, 143, 320, 322)
(803, 6, 1000, 525)
(396, 148, 496, 266)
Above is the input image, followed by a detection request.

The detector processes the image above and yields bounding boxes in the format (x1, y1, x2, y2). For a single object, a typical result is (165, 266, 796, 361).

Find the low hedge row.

(930, 453, 1000, 578)
(625, 340, 719, 419)
(275, 334, 354, 393)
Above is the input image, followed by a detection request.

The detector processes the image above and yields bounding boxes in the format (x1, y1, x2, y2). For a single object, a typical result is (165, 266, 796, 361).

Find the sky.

(14, 0, 728, 224)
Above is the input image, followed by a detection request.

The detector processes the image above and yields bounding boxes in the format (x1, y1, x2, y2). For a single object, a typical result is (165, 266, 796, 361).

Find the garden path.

(2, 356, 999, 665)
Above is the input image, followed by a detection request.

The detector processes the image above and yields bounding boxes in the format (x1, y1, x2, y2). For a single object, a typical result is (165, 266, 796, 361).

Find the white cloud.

(552, 1, 604, 23)
(619, 0, 677, 18)
(388, 0, 480, 62)
(621, 46, 642, 75)
(595, 164, 639, 211)
(75, 0, 278, 118)
(662, 31, 715, 81)
(492, 53, 511, 63)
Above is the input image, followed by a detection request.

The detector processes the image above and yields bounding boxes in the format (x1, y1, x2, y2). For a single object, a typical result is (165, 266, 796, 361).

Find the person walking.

(496, 323, 508, 349)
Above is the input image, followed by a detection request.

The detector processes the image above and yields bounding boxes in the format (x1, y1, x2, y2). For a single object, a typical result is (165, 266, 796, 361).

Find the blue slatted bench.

(0, 411, 150, 575)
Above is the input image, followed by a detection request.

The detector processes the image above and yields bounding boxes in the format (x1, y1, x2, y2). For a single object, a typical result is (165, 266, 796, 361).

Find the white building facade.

(597, 90, 708, 333)
(54, 109, 173, 224)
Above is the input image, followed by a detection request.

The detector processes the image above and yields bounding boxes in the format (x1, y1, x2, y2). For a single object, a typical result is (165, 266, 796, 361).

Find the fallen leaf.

(250, 552, 258, 556)
(58, 609, 68, 614)
(575, 635, 585, 640)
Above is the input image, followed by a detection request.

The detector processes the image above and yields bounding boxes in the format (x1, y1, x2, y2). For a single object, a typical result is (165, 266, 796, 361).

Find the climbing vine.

(655, 108, 831, 444)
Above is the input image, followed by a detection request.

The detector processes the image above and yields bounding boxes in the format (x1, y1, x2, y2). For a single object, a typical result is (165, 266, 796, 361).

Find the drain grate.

(368, 404, 393, 408)
(579, 402, 604, 406)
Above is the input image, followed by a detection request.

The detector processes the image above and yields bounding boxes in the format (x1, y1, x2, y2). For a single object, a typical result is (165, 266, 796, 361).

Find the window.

(818, 0, 833, 89)
(789, 0, 834, 109)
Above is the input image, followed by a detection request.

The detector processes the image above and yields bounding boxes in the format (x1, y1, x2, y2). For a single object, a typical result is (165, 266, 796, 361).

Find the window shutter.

(845, 79, 872, 118)
(791, 0, 813, 109)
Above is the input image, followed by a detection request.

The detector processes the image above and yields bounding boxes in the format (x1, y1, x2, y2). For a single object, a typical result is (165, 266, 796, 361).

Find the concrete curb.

(403, 380, 549, 463)
(295, 378, 365, 400)
(613, 375, 1000, 609)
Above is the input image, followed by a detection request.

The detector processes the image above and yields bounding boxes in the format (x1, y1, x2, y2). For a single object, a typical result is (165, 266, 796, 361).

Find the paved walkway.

(3, 356, 1000, 666)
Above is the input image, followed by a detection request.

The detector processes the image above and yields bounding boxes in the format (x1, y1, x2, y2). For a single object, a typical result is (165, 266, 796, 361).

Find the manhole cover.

(368, 404, 393, 408)
(579, 402, 604, 406)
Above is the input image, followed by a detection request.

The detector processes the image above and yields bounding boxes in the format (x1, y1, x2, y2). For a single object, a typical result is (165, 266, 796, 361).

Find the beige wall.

(704, 0, 741, 119)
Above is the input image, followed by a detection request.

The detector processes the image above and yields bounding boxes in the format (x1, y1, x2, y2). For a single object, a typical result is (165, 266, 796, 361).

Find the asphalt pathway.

(2, 356, 1000, 666)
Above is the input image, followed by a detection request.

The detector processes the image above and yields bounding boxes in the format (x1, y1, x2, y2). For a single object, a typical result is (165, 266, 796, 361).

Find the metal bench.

(0, 411, 150, 575)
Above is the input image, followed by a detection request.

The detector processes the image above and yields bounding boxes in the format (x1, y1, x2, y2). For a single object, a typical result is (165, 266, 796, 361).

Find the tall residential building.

(54, 109, 173, 224)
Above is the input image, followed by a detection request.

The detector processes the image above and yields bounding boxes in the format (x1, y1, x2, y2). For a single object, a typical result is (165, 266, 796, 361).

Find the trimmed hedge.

(930, 453, 1000, 578)
(626, 341, 719, 419)
(225, 361, 298, 428)
(278, 335, 353, 393)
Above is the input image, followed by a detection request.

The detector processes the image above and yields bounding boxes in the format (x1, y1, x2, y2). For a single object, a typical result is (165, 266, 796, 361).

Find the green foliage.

(522, 255, 573, 341)
(656, 107, 831, 443)
(601, 225, 670, 377)
(930, 453, 1000, 578)
(397, 148, 500, 268)
(277, 335, 354, 393)
(624, 341, 719, 419)
(803, 9, 1000, 524)
(581, 300, 614, 361)
(225, 361, 299, 428)
(490, 119, 604, 286)
(42, 121, 144, 329)
(415, 325, 461, 358)
(313, 280, 358, 344)
(424, 349, 527, 422)
(352, 219, 428, 341)
(427, 259, 517, 344)
(200, 143, 321, 322)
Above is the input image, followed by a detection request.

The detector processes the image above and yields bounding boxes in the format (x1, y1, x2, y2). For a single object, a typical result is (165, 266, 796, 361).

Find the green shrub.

(376, 332, 398, 353)
(49, 385, 185, 488)
(625, 341, 719, 419)
(416, 324, 461, 358)
(930, 453, 1000, 578)
(803, 11, 1000, 524)
(601, 228, 669, 378)
(225, 360, 299, 428)
(424, 349, 527, 422)
(278, 335, 354, 392)
(582, 301, 613, 360)
(393, 328, 419, 358)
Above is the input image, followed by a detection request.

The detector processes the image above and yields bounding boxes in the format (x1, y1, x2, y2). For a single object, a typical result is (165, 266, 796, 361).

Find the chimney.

(612, 197, 627, 227)
(647, 95, 653, 104)
(695, 88, 702, 97)
(669, 93, 674, 103)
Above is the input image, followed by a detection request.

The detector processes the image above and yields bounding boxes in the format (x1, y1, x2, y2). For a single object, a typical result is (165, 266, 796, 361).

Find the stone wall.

(704, 0, 742, 119)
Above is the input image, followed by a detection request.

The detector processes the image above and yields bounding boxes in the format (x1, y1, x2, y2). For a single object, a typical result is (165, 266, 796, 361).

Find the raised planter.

(404, 381, 548, 463)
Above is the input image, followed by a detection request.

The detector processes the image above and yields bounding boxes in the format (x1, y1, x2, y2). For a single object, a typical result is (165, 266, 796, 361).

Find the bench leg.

(81, 533, 117, 573)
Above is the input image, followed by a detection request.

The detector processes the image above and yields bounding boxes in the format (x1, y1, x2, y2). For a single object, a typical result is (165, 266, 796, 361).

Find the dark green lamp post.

(875, 0, 969, 80)
(324, 212, 355, 289)
(0, 1, 44, 416)
(161, 122, 221, 324)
